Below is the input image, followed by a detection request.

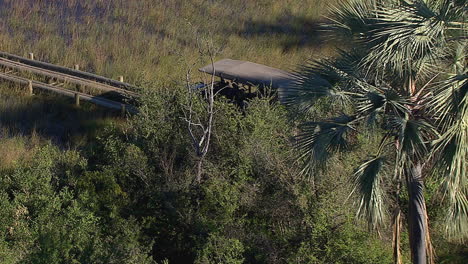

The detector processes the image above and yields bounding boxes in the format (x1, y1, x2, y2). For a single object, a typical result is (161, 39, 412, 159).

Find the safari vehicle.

(198, 59, 295, 105)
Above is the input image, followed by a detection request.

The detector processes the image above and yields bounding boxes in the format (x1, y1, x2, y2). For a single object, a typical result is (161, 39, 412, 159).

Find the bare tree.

(183, 38, 219, 183)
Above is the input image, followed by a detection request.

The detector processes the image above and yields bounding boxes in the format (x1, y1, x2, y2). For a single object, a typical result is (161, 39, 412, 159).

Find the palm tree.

(281, 0, 467, 263)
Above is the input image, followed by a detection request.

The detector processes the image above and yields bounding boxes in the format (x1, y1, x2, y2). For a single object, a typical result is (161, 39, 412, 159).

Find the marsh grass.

(0, 134, 38, 169)
(0, 0, 340, 147)
(0, 0, 339, 84)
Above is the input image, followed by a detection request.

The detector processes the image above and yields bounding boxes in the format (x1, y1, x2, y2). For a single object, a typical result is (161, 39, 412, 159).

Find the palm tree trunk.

(392, 208, 402, 264)
(393, 179, 403, 264)
(424, 208, 435, 264)
(407, 164, 428, 264)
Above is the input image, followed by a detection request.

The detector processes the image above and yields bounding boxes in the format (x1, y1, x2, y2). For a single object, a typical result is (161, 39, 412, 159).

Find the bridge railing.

(0, 51, 139, 115)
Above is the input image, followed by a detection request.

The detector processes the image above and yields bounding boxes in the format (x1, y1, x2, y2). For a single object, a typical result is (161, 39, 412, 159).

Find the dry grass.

(0, 135, 38, 169)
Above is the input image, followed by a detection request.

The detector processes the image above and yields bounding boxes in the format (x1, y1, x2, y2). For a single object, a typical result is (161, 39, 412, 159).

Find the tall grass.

(0, 82, 120, 147)
(0, 0, 340, 147)
(0, 0, 339, 85)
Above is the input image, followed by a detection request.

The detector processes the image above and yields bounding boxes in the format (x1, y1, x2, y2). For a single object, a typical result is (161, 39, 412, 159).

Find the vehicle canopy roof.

(198, 59, 295, 89)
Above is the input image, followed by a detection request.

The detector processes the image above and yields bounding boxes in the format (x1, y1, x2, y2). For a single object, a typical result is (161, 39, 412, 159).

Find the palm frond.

(357, 85, 411, 119)
(356, 90, 386, 124)
(450, 41, 467, 75)
(351, 156, 387, 229)
(429, 75, 468, 128)
(430, 75, 467, 199)
(387, 114, 437, 162)
(432, 124, 467, 186)
(445, 186, 468, 240)
(361, 0, 463, 81)
(323, 0, 376, 41)
(282, 52, 363, 111)
(431, 99, 468, 240)
(297, 115, 356, 172)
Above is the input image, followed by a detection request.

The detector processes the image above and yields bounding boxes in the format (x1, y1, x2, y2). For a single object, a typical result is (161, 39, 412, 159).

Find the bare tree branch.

(183, 36, 219, 183)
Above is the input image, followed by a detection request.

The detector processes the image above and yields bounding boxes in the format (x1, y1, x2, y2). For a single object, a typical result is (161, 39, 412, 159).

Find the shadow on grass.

(238, 15, 329, 51)
(0, 87, 123, 147)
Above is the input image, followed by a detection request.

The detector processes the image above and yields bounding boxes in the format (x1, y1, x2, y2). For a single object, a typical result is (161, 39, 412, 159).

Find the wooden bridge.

(0, 51, 139, 114)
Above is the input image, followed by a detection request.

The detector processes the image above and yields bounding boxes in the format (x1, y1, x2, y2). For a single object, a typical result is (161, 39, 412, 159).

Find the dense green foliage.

(1, 85, 395, 263)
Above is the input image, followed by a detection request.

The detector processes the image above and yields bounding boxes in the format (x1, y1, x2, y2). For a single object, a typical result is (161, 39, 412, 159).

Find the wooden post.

(74, 64, 82, 90)
(28, 80, 33, 95)
(74, 93, 80, 106)
(120, 104, 126, 117)
(118, 76, 124, 82)
(72, 65, 83, 90)
(28, 53, 34, 60)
